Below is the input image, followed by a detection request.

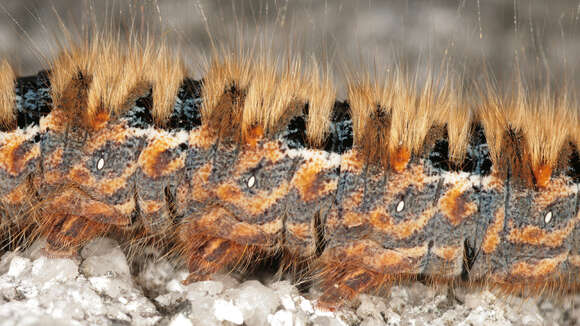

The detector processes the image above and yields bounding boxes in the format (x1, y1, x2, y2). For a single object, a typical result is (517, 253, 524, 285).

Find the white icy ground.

(0, 238, 578, 326)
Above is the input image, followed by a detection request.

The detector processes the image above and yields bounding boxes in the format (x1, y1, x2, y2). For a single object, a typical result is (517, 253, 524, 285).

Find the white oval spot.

(396, 200, 405, 212)
(544, 211, 553, 224)
(247, 176, 255, 188)
(97, 158, 105, 170)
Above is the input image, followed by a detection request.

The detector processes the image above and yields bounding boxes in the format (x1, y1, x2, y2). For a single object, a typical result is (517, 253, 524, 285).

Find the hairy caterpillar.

(0, 26, 579, 312)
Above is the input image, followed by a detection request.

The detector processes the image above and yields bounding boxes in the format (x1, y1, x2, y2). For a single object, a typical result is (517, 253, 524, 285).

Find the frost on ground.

(0, 238, 578, 326)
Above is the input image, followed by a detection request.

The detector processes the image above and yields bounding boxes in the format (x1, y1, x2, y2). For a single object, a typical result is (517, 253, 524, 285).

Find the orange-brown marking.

(261, 141, 285, 163)
(286, 222, 311, 241)
(195, 162, 213, 183)
(1, 182, 31, 204)
(532, 164, 552, 188)
(390, 164, 428, 192)
(257, 219, 284, 235)
(112, 200, 135, 216)
(42, 147, 65, 183)
(193, 207, 280, 243)
(39, 109, 67, 132)
(141, 199, 164, 214)
(45, 214, 109, 250)
(568, 255, 580, 267)
(189, 162, 213, 202)
(356, 242, 428, 273)
(292, 158, 338, 202)
(481, 207, 505, 254)
(390, 146, 410, 172)
(341, 149, 364, 173)
(94, 174, 132, 196)
(48, 191, 131, 226)
(68, 160, 136, 197)
(0, 136, 39, 175)
(343, 211, 365, 228)
(188, 127, 216, 149)
(507, 219, 577, 248)
(342, 187, 365, 212)
(203, 237, 228, 256)
(195, 206, 227, 226)
(369, 206, 437, 239)
(433, 245, 462, 262)
(84, 123, 131, 152)
(75, 201, 127, 224)
(235, 146, 268, 172)
(483, 173, 505, 190)
(140, 136, 185, 178)
(534, 177, 575, 209)
(181, 235, 248, 284)
(68, 165, 91, 184)
(509, 252, 568, 279)
(215, 181, 290, 216)
(439, 182, 478, 226)
(244, 125, 264, 148)
(91, 111, 111, 131)
(340, 163, 434, 233)
(230, 222, 264, 240)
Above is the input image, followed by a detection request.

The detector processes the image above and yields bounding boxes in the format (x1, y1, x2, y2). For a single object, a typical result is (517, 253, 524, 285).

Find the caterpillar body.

(0, 41, 579, 310)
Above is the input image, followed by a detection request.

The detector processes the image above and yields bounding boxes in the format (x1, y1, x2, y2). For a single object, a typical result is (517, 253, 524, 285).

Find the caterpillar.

(0, 26, 579, 312)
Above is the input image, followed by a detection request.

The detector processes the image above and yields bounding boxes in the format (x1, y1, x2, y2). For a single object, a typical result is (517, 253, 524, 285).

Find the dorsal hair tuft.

(50, 34, 184, 129)
(347, 64, 452, 171)
(0, 60, 16, 130)
(476, 78, 509, 171)
(347, 72, 391, 167)
(56, 69, 93, 129)
(144, 45, 186, 125)
(437, 75, 472, 164)
(573, 109, 580, 150)
(201, 50, 252, 143)
(509, 85, 576, 187)
(478, 75, 577, 187)
(302, 58, 335, 147)
(201, 49, 334, 146)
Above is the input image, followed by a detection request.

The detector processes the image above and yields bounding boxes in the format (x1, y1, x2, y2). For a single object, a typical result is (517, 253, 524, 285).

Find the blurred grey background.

(0, 0, 579, 94)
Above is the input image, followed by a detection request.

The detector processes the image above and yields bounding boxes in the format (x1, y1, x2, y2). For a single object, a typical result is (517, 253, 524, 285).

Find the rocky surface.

(0, 238, 578, 326)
